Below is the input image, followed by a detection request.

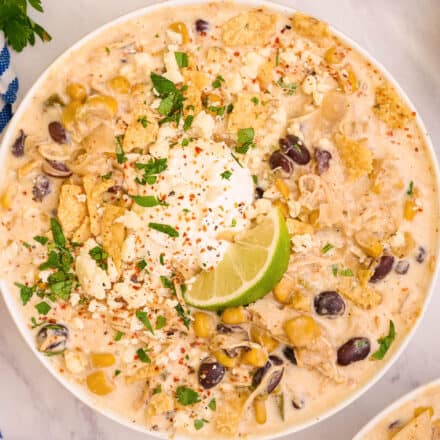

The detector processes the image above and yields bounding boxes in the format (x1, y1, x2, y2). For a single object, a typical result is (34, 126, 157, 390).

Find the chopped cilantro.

(220, 170, 232, 180)
(15, 282, 36, 305)
(135, 158, 167, 185)
(148, 222, 179, 237)
(175, 303, 191, 328)
(174, 51, 189, 68)
(33, 235, 48, 245)
(252, 175, 258, 185)
(136, 310, 155, 334)
(155, 315, 167, 330)
(35, 301, 51, 315)
(130, 195, 165, 208)
(137, 115, 149, 128)
(321, 243, 334, 254)
(406, 180, 414, 196)
(115, 135, 127, 164)
(194, 419, 209, 430)
(339, 268, 354, 277)
(183, 115, 193, 131)
(114, 331, 124, 341)
(30, 317, 43, 329)
(50, 218, 65, 247)
(212, 75, 225, 89)
(226, 103, 234, 113)
(371, 320, 396, 360)
(136, 347, 151, 363)
(332, 265, 338, 277)
(136, 259, 147, 271)
(89, 246, 108, 270)
(230, 152, 243, 168)
(176, 386, 200, 405)
(251, 96, 259, 105)
(159, 253, 165, 265)
(153, 384, 162, 395)
(101, 172, 112, 180)
(277, 77, 297, 95)
(208, 398, 216, 411)
(182, 138, 189, 146)
(22, 241, 31, 249)
(235, 128, 255, 154)
(231, 218, 237, 227)
(105, 47, 110, 54)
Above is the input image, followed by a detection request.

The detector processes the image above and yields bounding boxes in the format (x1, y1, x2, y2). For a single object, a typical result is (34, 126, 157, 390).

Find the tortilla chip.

(392, 410, 432, 440)
(72, 216, 91, 243)
(123, 109, 158, 152)
(228, 93, 278, 133)
(286, 218, 314, 235)
(81, 123, 116, 154)
(291, 12, 331, 44)
(257, 60, 275, 89)
(183, 71, 209, 116)
(215, 389, 249, 436)
(101, 204, 126, 272)
(340, 285, 382, 309)
(222, 11, 277, 46)
(57, 184, 87, 239)
(125, 365, 157, 384)
(146, 393, 173, 418)
(206, 46, 227, 64)
(373, 83, 415, 129)
(83, 175, 114, 236)
(334, 133, 373, 181)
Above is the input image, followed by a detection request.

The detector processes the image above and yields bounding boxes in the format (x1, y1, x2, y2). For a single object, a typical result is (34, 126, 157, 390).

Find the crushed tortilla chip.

(215, 389, 249, 436)
(123, 108, 158, 152)
(206, 46, 227, 64)
(334, 133, 373, 181)
(373, 83, 415, 129)
(72, 216, 91, 243)
(81, 123, 116, 154)
(222, 11, 277, 46)
(146, 393, 173, 418)
(291, 12, 331, 44)
(83, 175, 114, 236)
(257, 60, 275, 90)
(182, 71, 209, 116)
(392, 410, 432, 440)
(101, 204, 126, 272)
(228, 93, 277, 133)
(57, 184, 87, 239)
(125, 365, 157, 384)
(340, 285, 382, 309)
(286, 218, 314, 235)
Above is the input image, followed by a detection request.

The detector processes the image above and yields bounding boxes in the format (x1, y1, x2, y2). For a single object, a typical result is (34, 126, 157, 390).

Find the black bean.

(282, 346, 297, 365)
(252, 361, 271, 388)
(314, 148, 332, 174)
(369, 255, 395, 283)
(48, 121, 67, 144)
(195, 19, 209, 33)
(415, 246, 427, 263)
(198, 358, 226, 389)
(252, 358, 284, 393)
(279, 135, 311, 165)
(36, 323, 68, 355)
(42, 160, 72, 178)
(255, 187, 264, 199)
(32, 175, 51, 202)
(337, 337, 370, 366)
(11, 130, 26, 157)
(314, 291, 345, 318)
(395, 260, 410, 275)
(292, 397, 304, 410)
(216, 323, 245, 334)
(267, 368, 284, 394)
(268, 355, 283, 366)
(269, 150, 294, 174)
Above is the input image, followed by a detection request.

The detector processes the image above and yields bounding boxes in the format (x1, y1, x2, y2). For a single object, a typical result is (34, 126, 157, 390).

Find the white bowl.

(1, 1, 439, 438)
(353, 378, 440, 439)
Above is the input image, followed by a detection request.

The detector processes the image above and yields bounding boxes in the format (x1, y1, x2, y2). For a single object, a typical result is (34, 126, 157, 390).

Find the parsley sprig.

(135, 158, 167, 185)
(0, 0, 51, 52)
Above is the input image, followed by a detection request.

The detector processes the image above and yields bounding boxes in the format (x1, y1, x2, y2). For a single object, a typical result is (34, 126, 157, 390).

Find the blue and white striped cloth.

(0, 34, 19, 133)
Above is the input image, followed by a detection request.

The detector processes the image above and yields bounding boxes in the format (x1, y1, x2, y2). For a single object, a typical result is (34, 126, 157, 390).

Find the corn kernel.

(275, 178, 290, 199)
(90, 353, 116, 368)
(274, 199, 289, 217)
(193, 312, 215, 338)
(253, 396, 267, 424)
(241, 347, 268, 367)
(308, 209, 320, 226)
(324, 46, 343, 64)
(213, 350, 237, 368)
(62, 100, 82, 129)
(66, 82, 87, 102)
(250, 326, 279, 353)
(168, 22, 191, 44)
(86, 370, 115, 395)
(82, 95, 118, 117)
(337, 65, 359, 94)
(283, 315, 321, 347)
(290, 292, 310, 312)
(221, 307, 246, 324)
(355, 230, 383, 258)
(107, 76, 131, 94)
(414, 406, 434, 418)
(18, 160, 41, 179)
(273, 276, 295, 304)
(0, 185, 14, 210)
(404, 199, 418, 220)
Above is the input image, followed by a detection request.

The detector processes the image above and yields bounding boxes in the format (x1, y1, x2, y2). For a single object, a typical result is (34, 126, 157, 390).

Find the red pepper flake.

(194, 146, 203, 155)
(233, 51, 240, 57)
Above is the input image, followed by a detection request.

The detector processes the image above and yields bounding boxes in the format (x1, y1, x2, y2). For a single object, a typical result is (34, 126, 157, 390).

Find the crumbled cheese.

(191, 111, 215, 138)
(163, 45, 184, 83)
(75, 239, 111, 300)
(302, 75, 317, 95)
(76, 194, 86, 203)
(291, 233, 314, 253)
(121, 233, 137, 263)
(70, 293, 80, 307)
(240, 51, 265, 79)
(226, 73, 243, 94)
(279, 49, 299, 66)
(114, 281, 149, 309)
(166, 29, 183, 45)
(149, 125, 178, 157)
(64, 351, 87, 374)
(390, 231, 405, 248)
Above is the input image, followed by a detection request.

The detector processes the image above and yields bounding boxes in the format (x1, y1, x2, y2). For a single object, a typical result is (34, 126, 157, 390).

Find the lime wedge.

(184, 208, 290, 310)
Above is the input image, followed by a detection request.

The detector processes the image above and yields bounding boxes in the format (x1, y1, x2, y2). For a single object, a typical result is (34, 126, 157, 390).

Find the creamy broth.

(361, 383, 440, 439)
(0, 2, 439, 438)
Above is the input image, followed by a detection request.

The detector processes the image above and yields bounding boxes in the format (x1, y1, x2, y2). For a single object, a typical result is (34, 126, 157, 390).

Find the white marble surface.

(1, 0, 440, 439)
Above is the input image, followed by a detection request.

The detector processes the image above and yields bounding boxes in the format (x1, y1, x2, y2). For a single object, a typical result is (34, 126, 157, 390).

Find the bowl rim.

(352, 377, 440, 439)
(1, 0, 439, 438)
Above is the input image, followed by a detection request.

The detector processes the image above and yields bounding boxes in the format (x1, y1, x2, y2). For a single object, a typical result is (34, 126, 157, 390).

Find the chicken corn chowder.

(0, 2, 438, 438)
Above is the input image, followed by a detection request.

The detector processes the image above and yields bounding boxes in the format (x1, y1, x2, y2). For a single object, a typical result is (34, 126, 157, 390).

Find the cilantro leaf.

(406, 180, 414, 196)
(194, 419, 209, 430)
(136, 347, 151, 363)
(15, 282, 36, 305)
(89, 246, 108, 270)
(276, 77, 297, 95)
(114, 331, 124, 341)
(135, 310, 155, 334)
(176, 386, 200, 405)
(115, 135, 127, 164)
(137, 115, 149, 128)
(220, 170, 232, 180)
(235, 128, 255, 154)
(212, 75, 224, 89)
(135, 158, 167, 185)
(151, 72, 177, 95)
(174, 51, 188, 68)
(50, 217, 65, 248)
(321, 243, 334, 254)
(136, 259, 147, 271)
(175, 303, 191, 328)
(208, 398, 216, 411)
(130, 195, 165, 207)
(371, 320, 396, 360)
(33, 235, 48, 245)
(148, 222, 179, 237)
(155, 315, 167, 330)
(35, 301, 51, 315)
(183, 115, 193, 131)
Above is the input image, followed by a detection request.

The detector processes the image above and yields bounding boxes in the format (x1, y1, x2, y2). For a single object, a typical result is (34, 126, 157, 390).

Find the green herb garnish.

(115, 135, 127, 164)
(176, 386, 200, 405)
(136, 259, 147, 271)
(194, 419, 209, 430)
(220, 170, 232, 180)
(277, 77, 297, 95)
(148, 222, 179, 237)
(101, 172, 112, 180)
(208, 398, 216, 411)
(15, 282, 36, 305)
(136, 310, 155, 334)
(321, 243, 334, 254)
(153, 384, 162, 395)
(137, 115, 149, 128)
(212, 75, 225, 89)
(135, 157, 168, 185)
(155, 315, 167, 330)
(251, 97, 259, 105)
(114, 369, 121, 376)
(114, 331, 124, 341)
(235, 128, 255, 154)
(130, 195, 165, 208)
(183, 114, 193, 131)
(174, 51, 188, 68)
(136, 347, 151, 363)
(89, 246, 108, 270)
(35, 301, 51, 315)
(175, 303, 191, 328)
(371, 320, 396, 360)
(406, 181, 414, 196)
(33, 235, 48, 245)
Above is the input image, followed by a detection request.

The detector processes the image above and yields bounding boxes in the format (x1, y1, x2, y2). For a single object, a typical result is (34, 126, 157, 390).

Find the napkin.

(0, 34, 19, 133)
